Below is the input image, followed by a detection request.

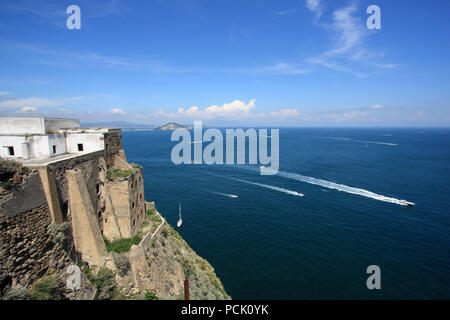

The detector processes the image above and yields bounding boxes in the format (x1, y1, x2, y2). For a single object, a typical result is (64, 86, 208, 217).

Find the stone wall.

(0, 204, 71, 287)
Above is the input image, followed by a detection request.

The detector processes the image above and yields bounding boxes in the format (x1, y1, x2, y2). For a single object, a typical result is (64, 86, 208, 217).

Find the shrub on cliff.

(113, 253, 131, 276)
(0, 158, 26, 190)
(85, 267, 124, 300)
(47, 222, 70, 248)
(143, 290, 159, 300)
(29, 273, 62, 300)
(106, 167, 136, 181)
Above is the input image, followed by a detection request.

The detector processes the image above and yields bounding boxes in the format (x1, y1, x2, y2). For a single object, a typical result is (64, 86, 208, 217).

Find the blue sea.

(122, 128, 450, 299)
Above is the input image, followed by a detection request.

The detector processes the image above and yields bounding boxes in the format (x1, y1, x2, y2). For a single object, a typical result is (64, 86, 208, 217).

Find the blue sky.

(0, 0, 449, 126)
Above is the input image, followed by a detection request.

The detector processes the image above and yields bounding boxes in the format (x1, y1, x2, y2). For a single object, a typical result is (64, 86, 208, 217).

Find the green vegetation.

(0, 158, 25, 190)
(181, 257, 195, 280)
(143, 290, 159, 300)
(84, 266, 124, 300)
(145, 208, 162, 233)
(131, 163, 143, 170)
(29, 273, 61, 300)
(104, 233, 142, 253)
(106, 167, 137, 181)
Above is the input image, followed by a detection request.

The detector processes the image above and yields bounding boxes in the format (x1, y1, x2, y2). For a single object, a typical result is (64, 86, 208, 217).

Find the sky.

(0, 0, 449, 126)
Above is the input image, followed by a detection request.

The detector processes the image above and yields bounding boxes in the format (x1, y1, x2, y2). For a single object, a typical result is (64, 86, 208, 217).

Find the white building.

(0, 117, 118, 160)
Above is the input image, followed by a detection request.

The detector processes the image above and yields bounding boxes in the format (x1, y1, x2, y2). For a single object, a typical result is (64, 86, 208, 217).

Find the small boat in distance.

(294, 192, 305, 197)
(230, 194, 238, 198)
(177, 203, 183, 227)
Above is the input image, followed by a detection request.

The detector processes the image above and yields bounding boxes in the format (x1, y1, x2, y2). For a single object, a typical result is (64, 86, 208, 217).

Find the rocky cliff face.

(0, 152, 229, 300)
(116, 210, 229, 300)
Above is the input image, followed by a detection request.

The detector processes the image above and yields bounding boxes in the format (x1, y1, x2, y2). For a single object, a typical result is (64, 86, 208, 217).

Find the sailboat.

(177, 203, 183, 227)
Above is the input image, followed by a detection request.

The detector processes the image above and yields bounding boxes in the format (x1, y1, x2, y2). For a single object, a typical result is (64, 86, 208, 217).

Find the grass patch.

(104, 233, 142, 253)
(143, 290, 159, 300)
(106, 167, 137, 181)
(131, 163, 143, 170)
(29, 273, 61, 300)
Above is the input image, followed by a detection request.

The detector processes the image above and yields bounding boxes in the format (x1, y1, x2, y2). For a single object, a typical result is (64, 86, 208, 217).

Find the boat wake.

(230, 177, 304, 198)
(325, 137, 398, 146)
(210, 191, 239, 198)
(276, 170, 414, 206)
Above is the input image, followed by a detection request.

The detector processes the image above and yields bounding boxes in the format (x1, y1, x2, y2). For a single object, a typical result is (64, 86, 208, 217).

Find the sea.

(122, 127, 450, 299)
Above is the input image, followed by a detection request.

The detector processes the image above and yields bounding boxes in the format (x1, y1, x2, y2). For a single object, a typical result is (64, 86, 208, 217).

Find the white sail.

(177, 203, 183, 227)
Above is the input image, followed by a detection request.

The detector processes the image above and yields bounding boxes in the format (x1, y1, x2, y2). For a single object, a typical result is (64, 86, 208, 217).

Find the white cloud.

(306, 3, 394, 76)
(178, 99, 256, 119)
(0, 91, 10, 95)
(269, 109, 300, 117)
(271, 8, 297, 16)
(305, 0, 323, 18)
(19, 106, 37, 113)
(0, 97, 65, 108)
(371, 104, 384, 109)
(108, 108, 126, 115)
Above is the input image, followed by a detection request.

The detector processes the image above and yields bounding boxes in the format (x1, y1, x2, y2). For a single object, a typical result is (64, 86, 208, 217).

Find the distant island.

(154, 122, 191, 131)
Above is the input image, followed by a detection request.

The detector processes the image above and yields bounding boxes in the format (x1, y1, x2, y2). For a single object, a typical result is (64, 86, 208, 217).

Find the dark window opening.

(52, 145, 56, 154)
(96, 183, 100, 195)
(62, 201, 69, 219)
(132, 202, 135, 209)
(98, 211, 102, 219)
(140, 193, 143, 201)
(133, 220, 136, 227)
(77, 143, 84, 151)
(7, 146, 14, 156)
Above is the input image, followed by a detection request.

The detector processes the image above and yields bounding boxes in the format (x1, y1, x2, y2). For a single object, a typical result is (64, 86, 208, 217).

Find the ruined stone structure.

(0, 117, 229, 300)
(0, 118, 145, 285)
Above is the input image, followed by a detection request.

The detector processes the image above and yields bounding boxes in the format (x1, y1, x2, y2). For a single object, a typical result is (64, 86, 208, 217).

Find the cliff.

(0, 136, 229, 300)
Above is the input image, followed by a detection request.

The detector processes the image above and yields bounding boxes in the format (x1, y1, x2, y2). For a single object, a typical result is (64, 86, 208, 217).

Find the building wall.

(129, 170, 145, 235)
(106, 169, 144, 239)
(104, 129, 122, 154)
(27, 134, 67, 159)
(48, 134, 67, 156)
(43, 118, 79, 133)
(0, 170, 73, 287)
(0, 136, 27, 158)
(66, 132, 105, 154)
(0, 118, 45, 134)
(0, 117, 79, 135)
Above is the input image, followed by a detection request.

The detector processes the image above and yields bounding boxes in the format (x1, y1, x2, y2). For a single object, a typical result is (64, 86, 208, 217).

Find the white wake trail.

(277, 170, 413, 206)
(326, 137, 398, 146)
(210, 191, 238, 198)
(231, 178, 304, 197)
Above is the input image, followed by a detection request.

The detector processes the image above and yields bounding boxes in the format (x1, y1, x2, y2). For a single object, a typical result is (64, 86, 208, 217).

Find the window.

(77, 143, 84, 151)
(140, 193, 143, 201)
(7, 146, 14, 156)
(52, 145, 56, 154)
(96, 183, 100, 195)
(132, 202, 135, 209)
(98, 211, 102, 219)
